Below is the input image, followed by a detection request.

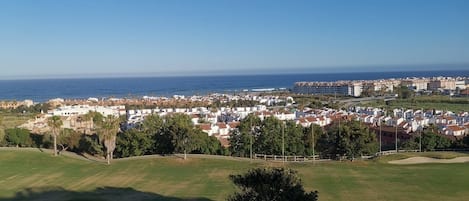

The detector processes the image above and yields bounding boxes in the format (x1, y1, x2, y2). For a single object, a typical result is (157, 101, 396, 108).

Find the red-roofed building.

(445, 125, 466, 136)
(465, 123, 469, 135)
(198, 124, 213, 136)
(228, 121, 240, 129)
(216, 123, 229, 135)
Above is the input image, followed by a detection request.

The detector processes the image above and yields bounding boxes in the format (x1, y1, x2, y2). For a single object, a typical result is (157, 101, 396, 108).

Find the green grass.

(1, 149, 469, 201)
(360, 95, 469, 112)
(0, 112, 35, 128)
(0, 112, 36, 142)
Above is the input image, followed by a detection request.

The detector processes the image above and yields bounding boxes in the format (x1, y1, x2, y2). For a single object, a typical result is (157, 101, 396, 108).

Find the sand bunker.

(389, 156, 469, 164)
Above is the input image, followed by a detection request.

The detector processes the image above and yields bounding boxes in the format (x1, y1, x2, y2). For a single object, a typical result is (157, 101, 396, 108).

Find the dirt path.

(389, 156, 469, 164)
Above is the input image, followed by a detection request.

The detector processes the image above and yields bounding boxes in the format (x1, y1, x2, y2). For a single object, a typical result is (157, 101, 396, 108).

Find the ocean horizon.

(0, 70, 468, 103)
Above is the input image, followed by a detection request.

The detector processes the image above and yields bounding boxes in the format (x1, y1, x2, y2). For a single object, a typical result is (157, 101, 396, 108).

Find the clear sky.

(0, 0, 468, 79)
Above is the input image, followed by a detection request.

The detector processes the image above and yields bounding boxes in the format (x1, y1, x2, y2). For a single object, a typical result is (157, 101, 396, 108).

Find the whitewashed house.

(444, 125, 466, 136)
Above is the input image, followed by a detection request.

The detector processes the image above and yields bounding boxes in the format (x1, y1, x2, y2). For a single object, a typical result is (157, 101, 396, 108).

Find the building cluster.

(20, 97, 469, 147)
(46, 93, 290, 109)
(19, 105, 126, 134)
(351, 107, 469, 136)
(0, 100, 34, 109)
(293, 76, 469, 97)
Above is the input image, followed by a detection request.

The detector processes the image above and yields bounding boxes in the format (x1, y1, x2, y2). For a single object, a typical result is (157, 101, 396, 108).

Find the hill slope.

(1, 149, 468, 201)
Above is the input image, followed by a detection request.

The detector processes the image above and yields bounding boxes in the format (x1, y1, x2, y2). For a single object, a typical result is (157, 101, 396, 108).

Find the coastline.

(0, 70, 468, 103)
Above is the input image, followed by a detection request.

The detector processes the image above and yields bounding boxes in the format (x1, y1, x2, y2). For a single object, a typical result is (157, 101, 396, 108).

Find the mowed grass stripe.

(0, 150, 469, 201)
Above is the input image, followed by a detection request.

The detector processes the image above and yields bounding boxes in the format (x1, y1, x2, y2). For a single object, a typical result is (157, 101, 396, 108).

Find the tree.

(421, 126, 451, 151)
(256, 116, 283, 155)
(318, 120, 378, 159)
(116, 128, 153, 157)
(82, 112, 95, 134)
(396, 84, 414, 99)
(4, 128, 31, 147)
(190, 129, 224, 155)
(48, 115, 63, 156)
(228, 168, 318, 201)
(400, 136, 419, 150)
(141, 114, 164, 134)
(164, 113, 194, 160)
(229, 129, 252, 157)
(78, 135, 103, 156)
(141, 114, 167, 154)
(463, 135, 469, 148)
(303, 124, 323, 156)
(229, 114, 261, 157)
(284, 120, 305, 156)
(98, 115, 120, 164)
(57, 128, 82, 154)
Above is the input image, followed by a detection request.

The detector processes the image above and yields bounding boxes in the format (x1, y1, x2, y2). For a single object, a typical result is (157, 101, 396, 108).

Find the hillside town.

(16, 85, 469, 148)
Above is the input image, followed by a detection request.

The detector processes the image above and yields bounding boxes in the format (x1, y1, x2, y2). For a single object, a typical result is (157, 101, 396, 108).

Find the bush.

(4, 128, 32, 147)
(228, 168, 318, 201)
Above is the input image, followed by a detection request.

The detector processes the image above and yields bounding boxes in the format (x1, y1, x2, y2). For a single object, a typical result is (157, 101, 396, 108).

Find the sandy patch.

(389, 156, 469, 164)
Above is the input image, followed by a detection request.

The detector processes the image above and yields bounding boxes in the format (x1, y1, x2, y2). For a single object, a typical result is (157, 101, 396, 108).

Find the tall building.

(293, 81, 361, 97)
(428, 77, 456, 91)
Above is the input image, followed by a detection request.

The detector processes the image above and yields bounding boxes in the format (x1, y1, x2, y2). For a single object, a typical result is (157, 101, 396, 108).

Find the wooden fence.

(253, 154, 330, 162)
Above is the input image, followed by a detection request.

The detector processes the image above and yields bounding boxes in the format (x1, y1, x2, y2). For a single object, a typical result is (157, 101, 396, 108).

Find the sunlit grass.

(0, 149, 468, 201)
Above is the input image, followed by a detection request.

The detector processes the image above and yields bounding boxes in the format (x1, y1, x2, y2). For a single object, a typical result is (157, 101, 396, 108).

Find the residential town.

(16, 88, 469, 149)
(294, 76, 469, 96)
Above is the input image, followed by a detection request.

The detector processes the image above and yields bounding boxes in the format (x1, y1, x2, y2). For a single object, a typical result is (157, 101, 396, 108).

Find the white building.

(49, 105, 124, 117)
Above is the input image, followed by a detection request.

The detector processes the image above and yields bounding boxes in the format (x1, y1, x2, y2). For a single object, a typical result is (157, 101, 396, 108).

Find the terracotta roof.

(198, 124, 211, 131)
(447, 125, 465, 131)
(217, 123, 227, 129)
(228, 121, 240, 128)
(305, 117, 317, 122)
(444, 116, 455, 120)
(398, 121, 407, 128)
(298, 118, 307, 123)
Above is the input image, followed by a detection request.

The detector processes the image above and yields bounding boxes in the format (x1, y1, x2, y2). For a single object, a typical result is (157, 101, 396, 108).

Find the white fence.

(253, 154, 330, 162)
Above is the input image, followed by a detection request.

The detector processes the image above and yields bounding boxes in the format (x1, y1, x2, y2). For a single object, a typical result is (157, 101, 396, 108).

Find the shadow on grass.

(0, 186, 214, 201)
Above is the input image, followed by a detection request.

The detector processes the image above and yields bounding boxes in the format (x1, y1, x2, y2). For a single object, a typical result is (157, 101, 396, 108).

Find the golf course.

(1, 149, 468, 201)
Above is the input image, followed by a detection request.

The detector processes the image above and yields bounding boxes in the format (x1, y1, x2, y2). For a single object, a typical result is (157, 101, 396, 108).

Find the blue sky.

(0, 0, 468, 79)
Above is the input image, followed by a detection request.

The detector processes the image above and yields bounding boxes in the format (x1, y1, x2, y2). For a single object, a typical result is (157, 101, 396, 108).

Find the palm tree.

(48, 115, 63, 156)
(98, 115, 120, 165)
(82, 112, 95, 134)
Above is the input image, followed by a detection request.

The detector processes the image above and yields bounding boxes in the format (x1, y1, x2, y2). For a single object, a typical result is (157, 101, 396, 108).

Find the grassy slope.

(1, 150, 469, 201)
(360, 95, 469, 112)
(0, 112, 36, 142)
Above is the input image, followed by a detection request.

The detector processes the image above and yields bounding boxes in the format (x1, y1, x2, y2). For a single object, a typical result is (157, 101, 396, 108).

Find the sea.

(0, 70, 468, 103)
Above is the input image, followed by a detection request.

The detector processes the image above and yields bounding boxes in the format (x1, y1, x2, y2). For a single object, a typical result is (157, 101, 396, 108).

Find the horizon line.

(1, 64, 468, 81)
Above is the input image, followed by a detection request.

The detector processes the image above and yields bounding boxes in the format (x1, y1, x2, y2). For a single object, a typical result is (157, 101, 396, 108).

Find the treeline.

(0, 113, 227, 161)
(115, 113, 227, 158)
(230, 114, 379, 159)
(0, 103, 50, 114)
(400, 124, 469, 151)
(2, 112, 469, 161)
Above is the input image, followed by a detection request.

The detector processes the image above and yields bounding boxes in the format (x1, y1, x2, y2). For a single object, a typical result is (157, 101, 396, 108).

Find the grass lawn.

(359, 95, 469, 112)
(0, 149, 469, 201)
